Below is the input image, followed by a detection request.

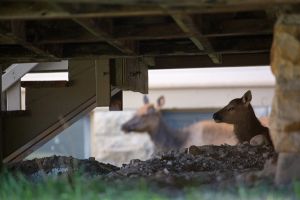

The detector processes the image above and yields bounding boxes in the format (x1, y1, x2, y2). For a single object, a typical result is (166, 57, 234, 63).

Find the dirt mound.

(8, 155, 119, 178)
(7, 144, 276, 185)
(105, 143, 276, 185)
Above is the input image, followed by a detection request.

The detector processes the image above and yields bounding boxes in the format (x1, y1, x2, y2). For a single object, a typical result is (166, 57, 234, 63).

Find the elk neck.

(148, 117, 187, 151)
(233, 105, 267, 142)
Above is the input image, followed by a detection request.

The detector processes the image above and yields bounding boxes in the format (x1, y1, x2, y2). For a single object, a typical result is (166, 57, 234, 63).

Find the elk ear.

(242, 90, 252, 106)
(143, 95, 149, 104)
(157, 96, 165, 108)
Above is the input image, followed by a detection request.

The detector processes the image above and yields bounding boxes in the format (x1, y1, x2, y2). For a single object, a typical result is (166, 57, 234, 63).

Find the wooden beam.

(140, 36, 271, 56)
(0, 22, 61, 60)
(167, 12, 221, 64)
(3, 60, 98, 163)
(47, 2, 137, 55)
(0, 1, 299, 20)
(74, 19, 137, 54)
(21, 81, 71, 88)
(31, 18, 273, 45)
(17, 0, 298, 5)
(0, 66, 2, 168)
(154, 53, 270, 69)
(95, 59, 110, 107)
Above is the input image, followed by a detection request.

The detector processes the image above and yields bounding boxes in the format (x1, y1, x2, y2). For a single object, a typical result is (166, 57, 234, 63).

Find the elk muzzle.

(213, 112, 223, 123)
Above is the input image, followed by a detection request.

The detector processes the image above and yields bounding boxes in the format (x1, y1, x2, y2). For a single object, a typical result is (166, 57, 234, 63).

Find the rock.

(270, 14, 300, 152)
(276, 153, 300, 185)
(88, 157, 95, 161)
(250, 135, 267, 146)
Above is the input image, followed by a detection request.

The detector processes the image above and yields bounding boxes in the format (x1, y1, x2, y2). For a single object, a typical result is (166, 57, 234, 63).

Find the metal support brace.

(2, 63, 38, 92)
(6, 81, 21, 111)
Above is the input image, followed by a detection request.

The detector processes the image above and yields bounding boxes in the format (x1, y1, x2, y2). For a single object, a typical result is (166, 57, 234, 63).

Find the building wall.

(91, 67, 275, 166)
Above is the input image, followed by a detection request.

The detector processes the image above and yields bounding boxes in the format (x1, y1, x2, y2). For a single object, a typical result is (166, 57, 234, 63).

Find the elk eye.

(228, 107, 234, 111)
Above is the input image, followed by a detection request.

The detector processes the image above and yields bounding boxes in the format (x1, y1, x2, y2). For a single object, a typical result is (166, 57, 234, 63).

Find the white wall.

(123, 66, 275, 110)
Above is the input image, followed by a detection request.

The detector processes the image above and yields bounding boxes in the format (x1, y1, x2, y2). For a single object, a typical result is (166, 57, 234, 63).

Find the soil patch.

(7, 143, 276, 186)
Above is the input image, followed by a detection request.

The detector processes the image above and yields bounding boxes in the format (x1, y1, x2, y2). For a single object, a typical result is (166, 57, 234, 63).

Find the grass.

(0, 171, 299, 200)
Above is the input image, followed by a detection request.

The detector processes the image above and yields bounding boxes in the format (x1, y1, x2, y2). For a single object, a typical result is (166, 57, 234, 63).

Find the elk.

(121, 96, 237, 152)
(213, 90, 273, 146)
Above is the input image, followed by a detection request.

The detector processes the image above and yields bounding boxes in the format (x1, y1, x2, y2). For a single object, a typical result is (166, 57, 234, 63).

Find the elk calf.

(213, 90, 273, 146)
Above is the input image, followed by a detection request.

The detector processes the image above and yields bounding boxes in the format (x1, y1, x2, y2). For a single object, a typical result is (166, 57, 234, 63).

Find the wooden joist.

(74, 19, 137, 55)
(21, 81, 71, 88)
(154, 53, 270, 69)
(48, 2, 138, 55)
(0, 1, 299, 20)
(165, 10, 221, 64)
(0, 22, 60, 60)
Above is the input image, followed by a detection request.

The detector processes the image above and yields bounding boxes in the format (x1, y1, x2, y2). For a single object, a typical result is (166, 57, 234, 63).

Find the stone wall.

(270, 14, 300, 152)
(270, 14, 300, 184)
(91, 110, 154, 166)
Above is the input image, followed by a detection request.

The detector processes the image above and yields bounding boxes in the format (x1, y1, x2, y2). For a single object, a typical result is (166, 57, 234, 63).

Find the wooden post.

(95, 59, 110, 107)
(0, 65, 3, 169)
(112, 58, 148, 94)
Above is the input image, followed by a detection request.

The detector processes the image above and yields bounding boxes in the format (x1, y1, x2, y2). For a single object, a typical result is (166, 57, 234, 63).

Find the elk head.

(121, 96, 165, 133)
(213, 90, 253, 124)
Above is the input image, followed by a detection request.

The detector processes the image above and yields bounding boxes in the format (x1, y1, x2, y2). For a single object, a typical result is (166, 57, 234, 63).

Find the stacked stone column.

(270, 14, 300, 184)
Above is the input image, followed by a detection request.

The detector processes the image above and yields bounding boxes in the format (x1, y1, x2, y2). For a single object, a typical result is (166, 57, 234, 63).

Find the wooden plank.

(46, 2, 138, 54)
(2, 110, 30, 117)
(33, 18, 273, 44)
(167, 12, 221, 64)
(0, 67, 2, 168)
(74, 19, 137, 54)
(112, 58, 148, 93)
(21, 81, 71, 88)
(3, 59, 97, 162)
(0, 21, 61, 60)
(95, 59, 110, 107)
(0, 1, 299, 20)
(140, 35, 272, 56)
(109, 89, 122, 111)
(154, 53, 270, 69)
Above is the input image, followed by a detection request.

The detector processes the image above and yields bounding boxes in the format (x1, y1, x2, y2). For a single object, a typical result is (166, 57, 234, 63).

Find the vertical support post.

(270, 14, 300, 184)
(109, 89, 123, 111)
(112, 58, 148, 94)
(95, 59, 110, 107)
(0, 65, 3, 169)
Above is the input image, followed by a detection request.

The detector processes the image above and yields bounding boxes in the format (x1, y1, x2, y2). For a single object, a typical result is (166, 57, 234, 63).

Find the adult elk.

(121, 96, 237, 152)
(213, 90, 273, 146)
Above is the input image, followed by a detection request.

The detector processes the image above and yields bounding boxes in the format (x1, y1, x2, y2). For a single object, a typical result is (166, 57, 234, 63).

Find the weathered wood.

(2, 110, 30, 117)
(141, 35, 272, 55)
(154, 53, 270, 69)
(0, 1, 299, 20)
(112, 58, 148, 93)
(167, 12, 221, 64)
(0, 21, 61, 60)
(74, 19, 137, 54)
(0, 66, 2, 168)
(109, 89, 122, 111)
(3, 60, 98, 163)
(21, 81, 71, 88)
(47, 2, 138, 54)
(113, 18, 273, 41)
(95, 59, 110, 107)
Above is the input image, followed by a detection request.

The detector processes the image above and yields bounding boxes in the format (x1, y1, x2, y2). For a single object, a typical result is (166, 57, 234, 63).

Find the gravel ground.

(7, 143, 276, 186)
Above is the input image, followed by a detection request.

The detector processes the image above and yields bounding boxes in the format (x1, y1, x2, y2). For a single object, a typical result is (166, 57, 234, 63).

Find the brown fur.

(213, 90, 273, 146)
(122, 96, 237, 152)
